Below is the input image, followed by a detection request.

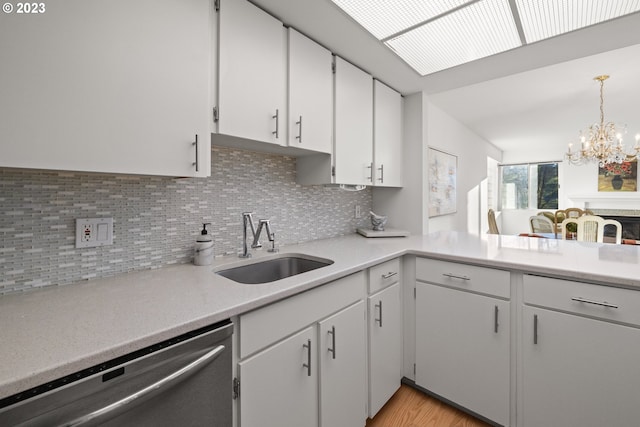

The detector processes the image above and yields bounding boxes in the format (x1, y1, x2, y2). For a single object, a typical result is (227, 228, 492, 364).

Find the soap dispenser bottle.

(194, 223, 214, 266)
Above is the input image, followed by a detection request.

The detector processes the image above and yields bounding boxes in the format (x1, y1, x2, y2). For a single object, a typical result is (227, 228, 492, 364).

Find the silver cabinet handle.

(494, 305, 499, 333)
(375, 300, 383, 327)
(533, 314, 538, 345)
(367, 162, 373, 182)
(381, 271, 398, 280)
(571, 297, 619, 309)
(295, 115, 302, 143)
(272, 109, 279, 139)
(302, 339, 311, 376)
(192, 134, 199, 172)
(442, 273, 471, 281)
(377, 164, 384, 183)
(327, 326, 336, 359)
(63, 345, 225, 426)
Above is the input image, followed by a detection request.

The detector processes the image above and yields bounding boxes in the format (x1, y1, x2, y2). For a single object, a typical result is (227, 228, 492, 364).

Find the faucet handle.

(268, 233, 278, 253)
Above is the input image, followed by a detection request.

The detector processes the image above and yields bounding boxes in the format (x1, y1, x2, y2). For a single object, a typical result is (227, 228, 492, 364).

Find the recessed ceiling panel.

(517, 0, 640, 43)
(330, 0, 472, 40)
(385, 0, 521, 76)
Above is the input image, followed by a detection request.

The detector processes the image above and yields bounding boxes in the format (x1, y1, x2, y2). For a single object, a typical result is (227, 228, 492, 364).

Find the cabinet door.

(334, 57, 373, 186)
(288, 29, 333, 154)
(217, 0, 285, 145)
(319, 301, 366, 427)
(522, 306, 640, 427)
(368, 283, 402, 417)
(0, 0, 210, 177)
(373, 80, 403, 187)
(415, 283, 510, 426)
(239, 326, 317, 427)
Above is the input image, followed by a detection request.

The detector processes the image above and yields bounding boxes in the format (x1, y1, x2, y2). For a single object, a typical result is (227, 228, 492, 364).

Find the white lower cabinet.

(239, 326, 317, 427)
(522, 275, 640, 427)
(415, 259, 510, 426)
(319, 301, 366, 427)
(367, 258, 403, 418)
(237, 272, 366, 427)
(368, 281, 402, 417)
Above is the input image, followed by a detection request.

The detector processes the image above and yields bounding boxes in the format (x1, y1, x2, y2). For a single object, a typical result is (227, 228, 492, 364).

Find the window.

(500, 162, 558, 210)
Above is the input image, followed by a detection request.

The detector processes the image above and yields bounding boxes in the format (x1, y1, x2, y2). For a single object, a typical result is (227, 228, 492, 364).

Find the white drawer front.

(524, 275, 640, 326)
(368, 258, 400, 294)
(416, 258, 510, 299)
(239, 271, 365, 358)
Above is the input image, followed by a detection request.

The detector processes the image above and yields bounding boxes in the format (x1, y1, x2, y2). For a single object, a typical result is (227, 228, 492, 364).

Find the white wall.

(373, 93, 502, 234)
(425, 101, 502, 234)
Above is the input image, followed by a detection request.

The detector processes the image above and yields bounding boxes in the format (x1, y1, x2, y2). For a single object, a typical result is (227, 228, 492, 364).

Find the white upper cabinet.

(334, 56, 374, 186)
(0, 0, 211, 177)
(373, 80, 403, 187)
(215, 0, 285, 145)
(287, 29, 333, 154)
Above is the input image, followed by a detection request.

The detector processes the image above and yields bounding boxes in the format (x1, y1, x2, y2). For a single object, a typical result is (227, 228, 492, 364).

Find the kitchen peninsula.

(1, 231, 639, 426)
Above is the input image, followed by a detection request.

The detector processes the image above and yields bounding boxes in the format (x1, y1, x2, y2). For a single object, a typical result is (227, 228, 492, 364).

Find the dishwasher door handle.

(61, 344, 226, 426)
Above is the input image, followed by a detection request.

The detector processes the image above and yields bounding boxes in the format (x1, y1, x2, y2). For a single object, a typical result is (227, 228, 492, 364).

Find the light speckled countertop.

(1, 231, 639, 400)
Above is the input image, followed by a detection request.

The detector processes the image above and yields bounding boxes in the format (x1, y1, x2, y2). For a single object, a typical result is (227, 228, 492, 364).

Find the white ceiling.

(250, 0, 640, 156)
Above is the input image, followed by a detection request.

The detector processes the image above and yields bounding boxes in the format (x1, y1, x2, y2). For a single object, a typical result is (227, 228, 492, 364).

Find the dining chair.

(561, 216, 622, 244)
(488, 209, 500, 234)
(538, 211, 559, 233)
(530, 215, 555, 234)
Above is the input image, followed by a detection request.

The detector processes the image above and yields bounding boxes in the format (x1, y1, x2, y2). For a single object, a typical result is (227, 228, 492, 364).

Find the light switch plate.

(76, 218, 113, 248)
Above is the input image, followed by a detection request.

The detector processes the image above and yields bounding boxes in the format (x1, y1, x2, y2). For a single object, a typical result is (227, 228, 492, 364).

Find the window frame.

(498, 161, 560, 211)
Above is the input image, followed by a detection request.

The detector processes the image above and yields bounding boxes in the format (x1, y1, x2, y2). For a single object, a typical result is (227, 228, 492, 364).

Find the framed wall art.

(428, 147, 457, 217)
(597, 160, 637, 192)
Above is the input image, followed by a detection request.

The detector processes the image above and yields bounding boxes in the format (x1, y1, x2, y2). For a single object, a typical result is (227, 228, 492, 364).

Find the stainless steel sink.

(215, 254, 334, 284)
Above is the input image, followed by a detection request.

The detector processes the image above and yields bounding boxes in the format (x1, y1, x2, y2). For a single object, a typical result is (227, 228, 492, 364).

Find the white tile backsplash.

(0, 146, 372, 295)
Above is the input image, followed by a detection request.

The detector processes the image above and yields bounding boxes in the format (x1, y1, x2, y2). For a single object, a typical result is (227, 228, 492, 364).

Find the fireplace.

(600, 215, 640, 240)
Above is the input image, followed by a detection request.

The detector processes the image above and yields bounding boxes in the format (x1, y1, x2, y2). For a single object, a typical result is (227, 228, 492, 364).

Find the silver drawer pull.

(442, 273, 471, 281)
(303, 339, 311, 376)
(381, 271, 398, 279)
(571, 297, 619, 309)
(272, 109, 280, 139)
(327, 326, 336, 359)
(192, 134, 199, 172)
(375, 300, 383, 327)
(296, 115, 302, 142)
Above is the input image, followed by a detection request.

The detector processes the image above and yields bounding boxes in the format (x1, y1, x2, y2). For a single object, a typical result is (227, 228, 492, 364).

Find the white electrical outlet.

(76, 218, 113, 248)
(355, 205, 362, 219)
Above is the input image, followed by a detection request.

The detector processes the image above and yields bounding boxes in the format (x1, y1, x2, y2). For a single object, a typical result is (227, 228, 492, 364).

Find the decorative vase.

(611, 174, 623, 190)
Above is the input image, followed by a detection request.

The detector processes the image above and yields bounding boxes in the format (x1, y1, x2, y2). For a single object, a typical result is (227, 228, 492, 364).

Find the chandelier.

(565, 75, 640, 167)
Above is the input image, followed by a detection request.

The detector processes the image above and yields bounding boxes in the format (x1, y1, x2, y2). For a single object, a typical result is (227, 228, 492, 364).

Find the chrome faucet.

(240, 212, 277, 258)
(240, 212, 256, 258)
(254, 219, 278, 253)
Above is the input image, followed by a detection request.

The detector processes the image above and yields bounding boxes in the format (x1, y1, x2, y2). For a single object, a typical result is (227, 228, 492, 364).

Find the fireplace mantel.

(568, 193, 640, 209)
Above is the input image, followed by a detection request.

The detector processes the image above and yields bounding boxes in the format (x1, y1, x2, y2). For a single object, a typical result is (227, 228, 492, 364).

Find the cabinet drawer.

(416, 258, 510, 299)
(368, 258, 400, 294)
(524, 275, 640, 326)
(239, 271, 365, 358)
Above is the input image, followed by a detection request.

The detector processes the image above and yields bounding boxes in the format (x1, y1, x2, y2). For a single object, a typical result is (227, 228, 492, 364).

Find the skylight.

(330, 0, 640, 76)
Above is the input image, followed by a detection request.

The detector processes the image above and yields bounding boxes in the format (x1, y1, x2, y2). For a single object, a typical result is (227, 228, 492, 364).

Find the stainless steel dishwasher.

(0, 319, 233, 427)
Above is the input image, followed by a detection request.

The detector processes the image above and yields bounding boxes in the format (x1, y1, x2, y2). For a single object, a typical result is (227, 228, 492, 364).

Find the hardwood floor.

(365, 385, 491, 427)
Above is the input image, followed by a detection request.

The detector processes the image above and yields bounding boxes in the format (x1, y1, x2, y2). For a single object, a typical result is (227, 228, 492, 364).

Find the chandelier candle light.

(566, 75, 640, 167)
